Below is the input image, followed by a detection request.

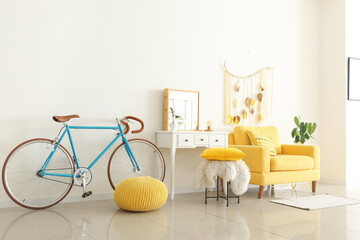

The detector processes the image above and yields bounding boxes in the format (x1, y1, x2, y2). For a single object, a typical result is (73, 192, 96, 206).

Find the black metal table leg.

(226, 181, 229, 207)
(204, 176, 240, 206)
(216, 177, 219, 201)
(205, 188, 208, 204)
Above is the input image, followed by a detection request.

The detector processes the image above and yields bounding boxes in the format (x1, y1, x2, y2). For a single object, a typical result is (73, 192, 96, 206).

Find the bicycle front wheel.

(2, 139, 75, 209)
(108, 139, 166, 189)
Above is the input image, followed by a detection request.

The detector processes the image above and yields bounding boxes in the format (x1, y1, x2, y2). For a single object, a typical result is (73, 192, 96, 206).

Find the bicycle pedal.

(82, 191, 92, 198)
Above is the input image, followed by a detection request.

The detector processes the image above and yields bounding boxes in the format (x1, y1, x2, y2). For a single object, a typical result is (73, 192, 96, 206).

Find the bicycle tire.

(2, 138, 75, 209)
(108, 138, 166, 190)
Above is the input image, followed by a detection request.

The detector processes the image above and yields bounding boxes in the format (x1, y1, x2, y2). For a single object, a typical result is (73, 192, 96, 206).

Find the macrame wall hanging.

(224, 62, 275, 126)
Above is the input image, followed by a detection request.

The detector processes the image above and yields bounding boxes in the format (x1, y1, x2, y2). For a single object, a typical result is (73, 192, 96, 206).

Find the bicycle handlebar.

(120, 116, 144, 134)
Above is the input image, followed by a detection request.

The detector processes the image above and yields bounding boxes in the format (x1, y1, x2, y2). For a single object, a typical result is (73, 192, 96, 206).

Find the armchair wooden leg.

(312, 181, 317, 193)
(258, 186, 264, 199)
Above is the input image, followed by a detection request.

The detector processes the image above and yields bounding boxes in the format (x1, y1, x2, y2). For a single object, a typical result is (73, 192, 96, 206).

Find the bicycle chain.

(39, 168, 74, 185)
(40, 176, 73, 186)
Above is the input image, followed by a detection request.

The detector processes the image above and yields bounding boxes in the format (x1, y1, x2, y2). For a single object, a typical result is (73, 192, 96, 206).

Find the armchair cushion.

(282, 144, 320, 170)
(247, 130, 277, 156)
(270, 154, 314, 171)
(234, 126, 282, 153)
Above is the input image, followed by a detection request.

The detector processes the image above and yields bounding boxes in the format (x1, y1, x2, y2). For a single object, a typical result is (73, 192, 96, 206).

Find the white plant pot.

(170, 124, 177, 131)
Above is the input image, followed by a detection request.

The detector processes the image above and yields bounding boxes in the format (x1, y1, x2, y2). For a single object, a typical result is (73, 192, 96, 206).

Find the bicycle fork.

(122, 137, 142, 173)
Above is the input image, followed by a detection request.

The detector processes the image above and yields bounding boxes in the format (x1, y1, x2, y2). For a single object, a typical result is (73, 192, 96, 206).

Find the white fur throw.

(195, 159, 251, 195)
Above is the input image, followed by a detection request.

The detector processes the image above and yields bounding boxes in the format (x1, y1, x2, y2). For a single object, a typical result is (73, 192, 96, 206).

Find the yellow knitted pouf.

(114, 176, 168, 212)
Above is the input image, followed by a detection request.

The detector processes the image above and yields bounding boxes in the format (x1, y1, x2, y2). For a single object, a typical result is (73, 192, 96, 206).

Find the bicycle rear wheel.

(2, 139, 75, 209)
(108, 139, 165, 189)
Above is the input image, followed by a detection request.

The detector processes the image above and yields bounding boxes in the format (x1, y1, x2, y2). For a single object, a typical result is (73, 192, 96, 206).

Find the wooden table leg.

(170, 147, 176, 200)
(312, 181, 317, 193)
(258, 186, 265, 199)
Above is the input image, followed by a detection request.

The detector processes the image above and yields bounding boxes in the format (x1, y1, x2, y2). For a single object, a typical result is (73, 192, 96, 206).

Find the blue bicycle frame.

(39, 122, 140, 178)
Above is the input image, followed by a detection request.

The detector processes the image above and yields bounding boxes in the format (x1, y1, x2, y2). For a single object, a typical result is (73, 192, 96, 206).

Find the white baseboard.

(174, 187, 205, 194)
(3, 181, 340, 209)
(319, 179, 346, 185)
(0, 193, 114, 209)
(62, 193, 114, 203)
(0, 200, 18, 209)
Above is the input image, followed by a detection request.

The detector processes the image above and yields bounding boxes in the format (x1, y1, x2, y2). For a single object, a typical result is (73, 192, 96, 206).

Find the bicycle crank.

(73, 168, 93, 198)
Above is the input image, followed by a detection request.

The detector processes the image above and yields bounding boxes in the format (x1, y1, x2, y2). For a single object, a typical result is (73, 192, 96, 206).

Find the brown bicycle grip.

(120, 120, 130, 135)
(125, 116, 144, 134)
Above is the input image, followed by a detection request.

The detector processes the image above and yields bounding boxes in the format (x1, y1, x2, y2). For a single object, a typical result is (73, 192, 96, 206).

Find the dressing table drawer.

(209, 134, 226, 147)
(195, 134, 209, 145)
(177, 134, 194, 147)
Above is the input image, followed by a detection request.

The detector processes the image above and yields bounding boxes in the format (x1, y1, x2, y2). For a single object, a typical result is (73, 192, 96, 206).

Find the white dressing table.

(156, 131, 229, 200)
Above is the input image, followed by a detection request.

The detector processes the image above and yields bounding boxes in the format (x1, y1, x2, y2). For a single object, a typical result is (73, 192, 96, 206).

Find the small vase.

(170, 124, 177, 131)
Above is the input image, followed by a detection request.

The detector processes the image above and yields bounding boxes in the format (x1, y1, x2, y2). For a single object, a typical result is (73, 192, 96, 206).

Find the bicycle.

(2, 115, 166, 210)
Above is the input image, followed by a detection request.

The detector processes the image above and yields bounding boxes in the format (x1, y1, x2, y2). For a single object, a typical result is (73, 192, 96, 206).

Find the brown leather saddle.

(53, 114, 80, 123)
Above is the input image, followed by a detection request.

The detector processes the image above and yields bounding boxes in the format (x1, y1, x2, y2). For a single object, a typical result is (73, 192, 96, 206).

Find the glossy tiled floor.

(1, 183, 360, 240)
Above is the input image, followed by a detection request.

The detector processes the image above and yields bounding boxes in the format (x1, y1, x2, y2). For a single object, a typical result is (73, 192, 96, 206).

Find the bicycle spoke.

(26, 178, 42, 203)
(41, 177, 73, 186)
(108, 139, 165, 189)
(7, 160, 32, 173)
(3, 139, 74, 209)
(18, 150, 38, 170)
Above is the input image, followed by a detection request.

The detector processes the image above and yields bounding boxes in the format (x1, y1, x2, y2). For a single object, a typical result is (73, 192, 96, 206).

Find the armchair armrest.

(229, 145, 270, 173)
(282, 144, 320, 170)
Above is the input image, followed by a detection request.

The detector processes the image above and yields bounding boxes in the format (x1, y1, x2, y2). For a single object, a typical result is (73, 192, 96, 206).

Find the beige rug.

(270, 194, 360, 210)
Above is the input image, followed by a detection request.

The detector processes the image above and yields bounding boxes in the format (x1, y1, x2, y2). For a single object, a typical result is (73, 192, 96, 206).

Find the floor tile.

(182, 223, 291, 240)
(0, 209, 95, 240)
(1, 183, 360, 240)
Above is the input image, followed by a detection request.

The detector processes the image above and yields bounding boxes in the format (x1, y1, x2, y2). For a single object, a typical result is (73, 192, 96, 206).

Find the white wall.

(346, 0, 360, 186)
(0, 0, 321, 205)
(319, 0, 347, 184)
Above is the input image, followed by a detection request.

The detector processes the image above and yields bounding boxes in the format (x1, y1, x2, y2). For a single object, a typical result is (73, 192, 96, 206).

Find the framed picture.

(348, 57, 360, 101)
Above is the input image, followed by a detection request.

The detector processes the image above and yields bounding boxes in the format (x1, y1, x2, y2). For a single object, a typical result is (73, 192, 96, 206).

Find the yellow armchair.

(229, 126, 320, 198)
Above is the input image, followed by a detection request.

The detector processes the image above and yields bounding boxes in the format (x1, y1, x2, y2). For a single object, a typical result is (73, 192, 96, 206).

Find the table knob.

(200, 138, 204, 141)
(185, 139, 188, 142)
(215, 139, 219, 142)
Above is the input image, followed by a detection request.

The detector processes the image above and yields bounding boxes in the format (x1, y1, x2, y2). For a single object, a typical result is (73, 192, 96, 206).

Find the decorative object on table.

(228, 126, 320, 198)
(169, 107, 180, 131)
(195, 148, 250, 206)
(163, 89, 199, 131)
(291, 116, 317, 144)
(114, 176, 168, 212)
(270, 194, 360, 210)
(224, 62, 275, 125)
(205, 120, 213, 131)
